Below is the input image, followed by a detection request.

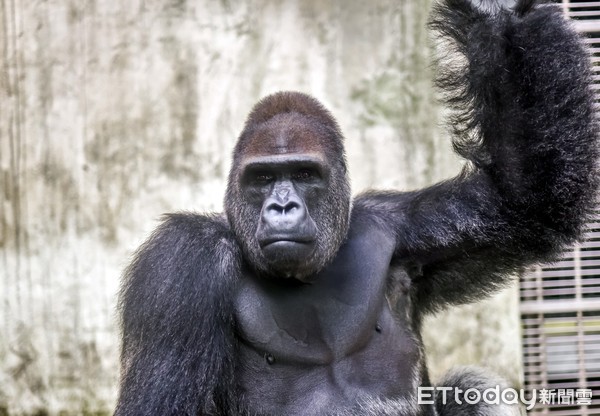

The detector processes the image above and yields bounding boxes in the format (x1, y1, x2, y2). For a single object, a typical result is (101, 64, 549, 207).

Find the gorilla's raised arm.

(356, 0, 598, 312)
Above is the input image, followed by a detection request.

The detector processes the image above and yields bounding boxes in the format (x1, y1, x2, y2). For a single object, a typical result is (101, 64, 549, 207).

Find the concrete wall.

(0, 0, 522, 414)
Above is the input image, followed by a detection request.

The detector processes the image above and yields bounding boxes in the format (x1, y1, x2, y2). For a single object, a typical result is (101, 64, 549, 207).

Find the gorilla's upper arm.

(116, 213, 241, 416)
(355, 171, 562, 313)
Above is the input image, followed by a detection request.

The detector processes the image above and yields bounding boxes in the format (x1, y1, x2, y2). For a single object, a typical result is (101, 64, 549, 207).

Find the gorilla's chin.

(262, 240, 315, 263)
(261, 241, 318, 280)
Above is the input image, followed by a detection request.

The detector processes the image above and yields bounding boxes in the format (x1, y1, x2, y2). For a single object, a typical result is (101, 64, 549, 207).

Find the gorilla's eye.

(254, 172, 275, 183)
(292, 169, 315, 181)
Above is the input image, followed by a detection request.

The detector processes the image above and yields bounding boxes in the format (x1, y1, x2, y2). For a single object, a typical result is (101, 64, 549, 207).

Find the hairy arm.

(357, 0, 598, 312)
(115, 213, 241, 416)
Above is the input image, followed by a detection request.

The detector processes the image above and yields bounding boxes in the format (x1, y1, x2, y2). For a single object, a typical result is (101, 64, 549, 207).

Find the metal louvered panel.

(520, 211, 600, 415)
(562, 1, 600, 31)
(566, 1, 600, 106)
(519, 4, 600, 414)
(520, 218, 600, 415)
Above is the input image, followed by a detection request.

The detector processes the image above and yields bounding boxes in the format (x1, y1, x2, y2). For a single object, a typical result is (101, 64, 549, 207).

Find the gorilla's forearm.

(431, 0, 598, 239)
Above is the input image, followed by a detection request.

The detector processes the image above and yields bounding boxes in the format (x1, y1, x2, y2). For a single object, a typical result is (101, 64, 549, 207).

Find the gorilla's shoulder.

(141, 212, 240, 257)
(159, 212, 231, 234)
(351, 191, 409, 221)
(352, 191, 411, 210)
(350, 192, 408, 237)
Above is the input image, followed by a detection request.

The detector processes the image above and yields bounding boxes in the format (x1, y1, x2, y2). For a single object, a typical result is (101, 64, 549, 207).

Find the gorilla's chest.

(233, 226, 421, 414)
(234, 225, 396, 362)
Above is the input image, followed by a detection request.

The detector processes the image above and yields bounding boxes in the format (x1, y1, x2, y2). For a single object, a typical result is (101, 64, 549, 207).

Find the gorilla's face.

(225, 109, 351, 282)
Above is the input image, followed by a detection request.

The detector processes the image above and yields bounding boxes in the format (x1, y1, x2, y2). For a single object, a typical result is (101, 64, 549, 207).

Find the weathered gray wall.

(0, 0, 522, 414)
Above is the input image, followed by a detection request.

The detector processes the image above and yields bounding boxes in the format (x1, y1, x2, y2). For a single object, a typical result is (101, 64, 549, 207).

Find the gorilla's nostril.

(267, 201, 301, 216)
(283, 202, 300, 214)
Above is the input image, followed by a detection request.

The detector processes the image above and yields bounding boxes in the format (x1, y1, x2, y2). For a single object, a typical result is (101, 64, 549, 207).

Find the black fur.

(116, 214, 240, 415)
(115, 0, 598, 415)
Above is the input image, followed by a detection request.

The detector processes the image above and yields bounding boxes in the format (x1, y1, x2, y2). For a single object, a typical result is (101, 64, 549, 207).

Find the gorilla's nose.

(267, 200, 300, 214)
(262, 197, 306, 229)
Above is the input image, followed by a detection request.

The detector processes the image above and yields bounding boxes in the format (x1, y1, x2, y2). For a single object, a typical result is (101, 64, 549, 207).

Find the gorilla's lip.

(259, 237, 315, 248)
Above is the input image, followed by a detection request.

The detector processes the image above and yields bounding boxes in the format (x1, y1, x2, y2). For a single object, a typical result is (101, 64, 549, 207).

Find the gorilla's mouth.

(259, 237, 316, 263)
(259, 237, 315, 248)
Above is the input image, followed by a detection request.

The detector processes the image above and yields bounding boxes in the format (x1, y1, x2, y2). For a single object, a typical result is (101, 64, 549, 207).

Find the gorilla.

(115, 0, 598, 415)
